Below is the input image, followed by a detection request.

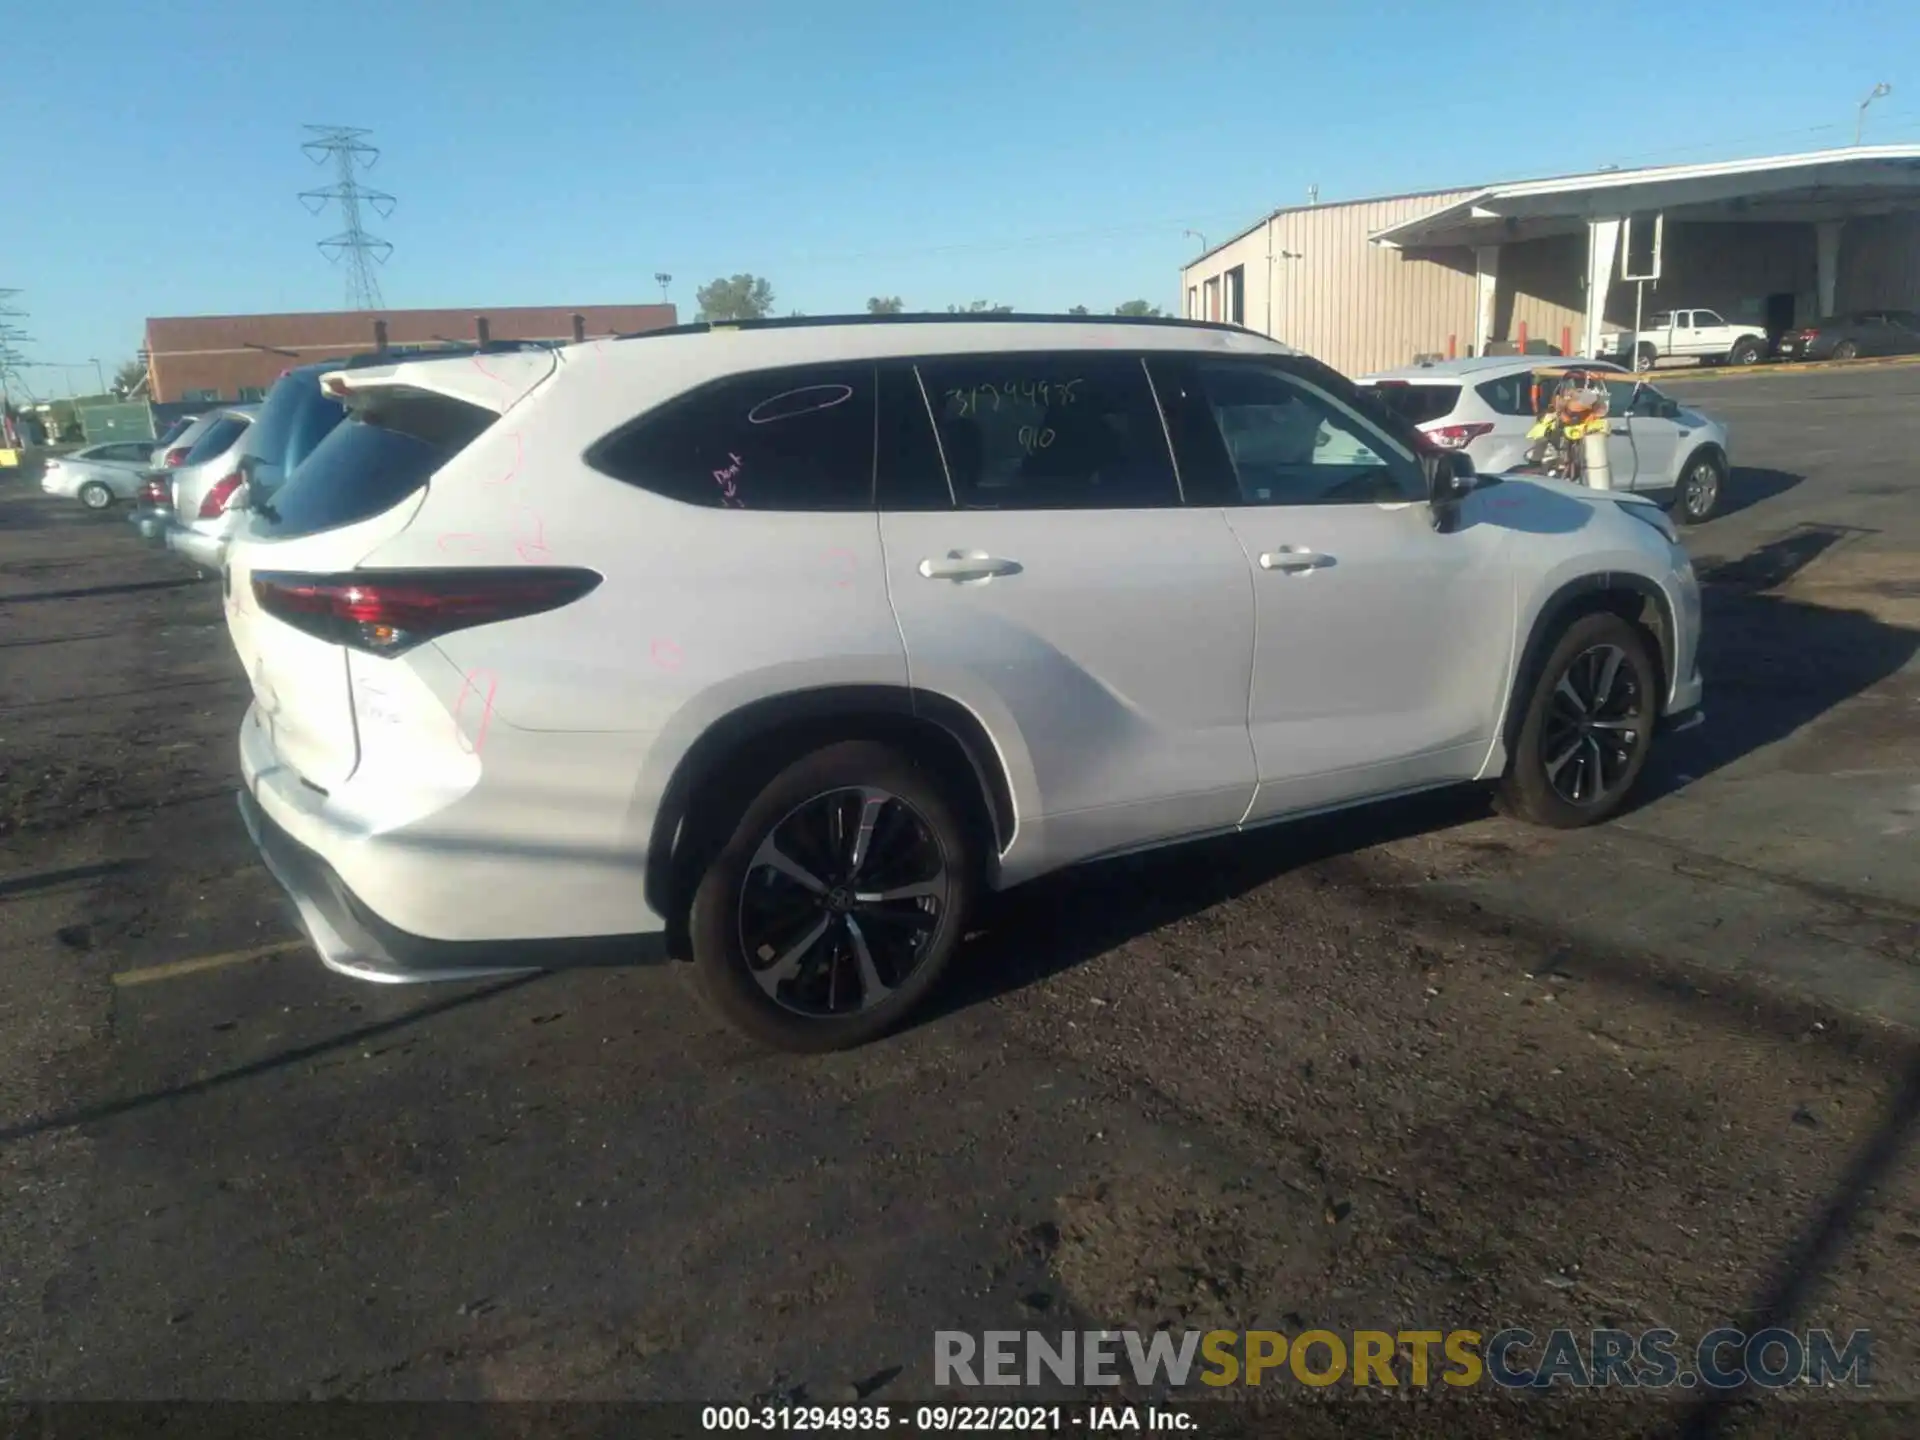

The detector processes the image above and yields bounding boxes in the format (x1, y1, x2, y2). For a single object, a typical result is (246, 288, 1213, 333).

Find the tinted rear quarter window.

(253, 390, 495, 539)
(588, 364, 876, 511)
(1361, 382, 1462, 425)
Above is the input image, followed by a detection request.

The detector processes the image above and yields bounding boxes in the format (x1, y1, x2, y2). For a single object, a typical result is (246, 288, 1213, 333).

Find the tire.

(685, 740, 977, 1052)
(78, 481, 114, 511)
(1832, 339, 1859, 361)
(1729, 337, 1763, 366)
(1634, 343, 1658, 372)
(1499, 612, 1660, 829)
(1671, 449, 1726, 525)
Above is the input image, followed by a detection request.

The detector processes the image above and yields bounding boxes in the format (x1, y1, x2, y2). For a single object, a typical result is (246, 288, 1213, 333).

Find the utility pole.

(299, 125, 396, 311)
(1857, 82, 1892, 144)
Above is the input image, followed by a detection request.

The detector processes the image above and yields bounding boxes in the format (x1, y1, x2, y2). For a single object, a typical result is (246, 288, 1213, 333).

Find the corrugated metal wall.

(1184, 196, 1920, 375)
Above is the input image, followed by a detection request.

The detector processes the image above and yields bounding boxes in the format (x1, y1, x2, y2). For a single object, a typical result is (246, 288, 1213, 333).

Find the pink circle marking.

(650, 639, 683, 672)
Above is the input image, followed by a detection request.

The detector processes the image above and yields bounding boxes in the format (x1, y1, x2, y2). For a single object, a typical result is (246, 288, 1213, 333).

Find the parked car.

(154, 406, 257, 569)
(1599, 309, 1769, 370)
(1357, 356, 1732, 523)
(227, 314, 1703, 1051)
(1776, 310, 1920, 362)
(38, 440, 156, 509)
(149, 413, 214, 470)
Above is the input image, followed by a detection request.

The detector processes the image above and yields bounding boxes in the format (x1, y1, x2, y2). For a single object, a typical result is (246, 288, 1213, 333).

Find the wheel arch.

(1504, 572, 1676, 751)
(643, 684, 1016, 940)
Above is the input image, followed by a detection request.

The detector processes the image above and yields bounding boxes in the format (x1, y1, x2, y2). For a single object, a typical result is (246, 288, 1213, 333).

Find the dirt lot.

(2, 366, 1918, 1436)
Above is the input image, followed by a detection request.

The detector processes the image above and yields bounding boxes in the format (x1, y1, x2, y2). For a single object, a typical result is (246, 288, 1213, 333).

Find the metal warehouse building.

(1180, 145, 1920, 377)
(142, 303, 678, 404)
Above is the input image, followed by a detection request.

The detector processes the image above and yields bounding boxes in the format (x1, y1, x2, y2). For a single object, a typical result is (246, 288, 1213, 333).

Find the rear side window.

(587, 364, 876, 511)
(1475, 373, 1543, 416)
(914, 353, 1179, 510)
(186, 415, 248, 461)
(1360, 382, 1461, 425)
(252, 390, 495, 539)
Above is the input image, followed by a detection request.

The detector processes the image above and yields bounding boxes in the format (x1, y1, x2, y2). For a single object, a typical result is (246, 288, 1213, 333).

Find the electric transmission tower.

(299, 125, 396, 311)
(0, 290, 31, 408)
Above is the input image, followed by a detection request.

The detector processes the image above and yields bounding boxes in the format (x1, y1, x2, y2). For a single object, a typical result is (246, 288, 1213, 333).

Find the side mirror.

(1423, 449, 1477, 504)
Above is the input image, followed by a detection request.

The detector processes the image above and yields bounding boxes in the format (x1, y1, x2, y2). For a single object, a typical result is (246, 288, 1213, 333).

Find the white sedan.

(39, 441, 157, 510)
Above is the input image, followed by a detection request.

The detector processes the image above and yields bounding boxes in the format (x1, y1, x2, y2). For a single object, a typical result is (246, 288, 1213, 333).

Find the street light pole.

(1856, 82, 1892, 144)
(89, 357, 105, 395)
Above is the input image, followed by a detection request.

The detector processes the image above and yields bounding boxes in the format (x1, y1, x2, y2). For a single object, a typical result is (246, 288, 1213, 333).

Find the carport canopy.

(1369, 145, 1920, 358)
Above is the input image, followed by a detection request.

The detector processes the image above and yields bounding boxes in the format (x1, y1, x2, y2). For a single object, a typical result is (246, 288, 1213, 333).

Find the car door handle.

(918, 551, 1023, 582)
(1258, 547, 1333, 574)
(1608, 421, 1630, 434)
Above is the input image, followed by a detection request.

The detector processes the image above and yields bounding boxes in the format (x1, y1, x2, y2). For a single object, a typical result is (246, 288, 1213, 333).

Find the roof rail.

(610, 312, 1251, 342)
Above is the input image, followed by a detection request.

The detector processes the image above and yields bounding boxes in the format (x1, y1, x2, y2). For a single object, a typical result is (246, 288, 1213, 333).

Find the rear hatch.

(225, 350, 555, 790)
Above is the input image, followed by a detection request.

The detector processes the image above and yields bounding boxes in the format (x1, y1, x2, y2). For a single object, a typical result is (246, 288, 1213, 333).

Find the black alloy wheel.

(687, 740, 976, 1052)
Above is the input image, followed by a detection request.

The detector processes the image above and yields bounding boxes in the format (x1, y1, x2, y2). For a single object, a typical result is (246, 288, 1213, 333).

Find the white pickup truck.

(1600, 309, 1769, 370)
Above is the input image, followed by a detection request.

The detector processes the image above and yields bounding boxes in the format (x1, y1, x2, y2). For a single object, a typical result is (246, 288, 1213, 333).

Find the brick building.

(142, 303, 679, 404)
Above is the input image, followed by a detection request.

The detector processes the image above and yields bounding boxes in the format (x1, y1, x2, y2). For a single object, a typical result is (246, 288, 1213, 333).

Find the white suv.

(225, 316, 1704, 1051)
(1358, 356, 1733, 523)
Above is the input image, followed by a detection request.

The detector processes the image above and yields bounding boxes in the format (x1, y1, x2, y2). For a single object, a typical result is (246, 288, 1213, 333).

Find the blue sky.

(8, 0, 1918, 385)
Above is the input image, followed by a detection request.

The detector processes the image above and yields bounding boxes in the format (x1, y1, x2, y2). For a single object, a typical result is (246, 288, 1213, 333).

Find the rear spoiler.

(320, 347, 559, 416)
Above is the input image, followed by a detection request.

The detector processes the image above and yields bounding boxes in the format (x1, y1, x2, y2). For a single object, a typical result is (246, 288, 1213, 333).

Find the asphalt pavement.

(1, 368, 1917, 1430)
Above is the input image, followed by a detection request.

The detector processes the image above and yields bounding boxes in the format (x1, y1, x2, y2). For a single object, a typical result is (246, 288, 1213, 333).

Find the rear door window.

(252, 390, 496, 539)
(914, 353, 1180, 510)
(587, 363, 876, 510)
(1359, 382, 1461, 425)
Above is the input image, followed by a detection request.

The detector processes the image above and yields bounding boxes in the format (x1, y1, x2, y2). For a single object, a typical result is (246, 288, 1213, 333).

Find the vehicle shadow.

(929, 786, 1494, 1020)
(1640, 528, 1920, 798)
(1713, 465, 1803, 520)
(933, 524, 1918, 1018)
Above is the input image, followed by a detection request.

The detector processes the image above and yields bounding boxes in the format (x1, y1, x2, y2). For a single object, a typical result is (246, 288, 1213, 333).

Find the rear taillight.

(251, 568, 602, 656)
(198, 472, 244, 519)
(164, 447, 190, 467)
(139, 478, 167, 504)
(1422, 422, 1495, 450)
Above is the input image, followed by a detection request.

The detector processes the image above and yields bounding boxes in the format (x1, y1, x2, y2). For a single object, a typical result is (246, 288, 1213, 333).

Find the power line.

(299, 124, 396, 311)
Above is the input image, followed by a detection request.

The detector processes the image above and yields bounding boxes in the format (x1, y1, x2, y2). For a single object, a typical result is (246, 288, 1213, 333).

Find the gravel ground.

(1, 368, 1917, 1437)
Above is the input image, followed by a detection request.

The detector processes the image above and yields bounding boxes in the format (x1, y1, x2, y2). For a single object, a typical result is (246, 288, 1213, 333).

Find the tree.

(695, 274, 775, 322)
(947, 301, 1015, 314)
(1113, 299, 1164, 317)
(1066, 305, 1090, 316)
(866, 296, 905, 314)
(112, 358, 147, 397)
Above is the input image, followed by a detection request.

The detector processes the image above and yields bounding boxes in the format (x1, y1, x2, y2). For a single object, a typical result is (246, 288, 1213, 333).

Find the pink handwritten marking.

(650, 639, 683, 672)
(711, 451, 743, 505)
(825, 547, 857, 588)
(485, 430, 523, 487)
(470, 352, 510, 389)
(452, 669, 499, 757)
(437, 533, 488, 554)
(512, 509, 549, 562)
